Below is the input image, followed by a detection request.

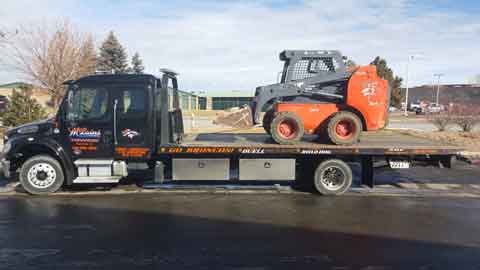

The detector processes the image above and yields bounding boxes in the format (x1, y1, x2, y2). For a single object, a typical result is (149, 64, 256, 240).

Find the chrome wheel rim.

(27, 163, 57, 189)
(320, 166, 345, 191)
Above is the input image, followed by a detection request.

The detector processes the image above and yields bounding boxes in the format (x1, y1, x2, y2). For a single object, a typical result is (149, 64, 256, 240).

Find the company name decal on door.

(68, 128, 102, 154)
(69, 128, 101, 142)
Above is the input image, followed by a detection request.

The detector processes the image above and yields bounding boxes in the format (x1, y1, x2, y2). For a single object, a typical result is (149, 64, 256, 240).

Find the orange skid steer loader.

(215, 50, 390, 145)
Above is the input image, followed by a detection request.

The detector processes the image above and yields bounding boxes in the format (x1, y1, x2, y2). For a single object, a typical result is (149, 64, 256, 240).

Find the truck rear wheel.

(19, 155, 64, 195)
(327, 111, 362, 145)
(270, 112, 304, 144)
(314, 159, 352, 195)
(262, 108, 275, 134)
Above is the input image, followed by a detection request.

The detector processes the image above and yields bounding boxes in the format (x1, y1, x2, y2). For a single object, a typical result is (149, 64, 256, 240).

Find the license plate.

(389, 160, 410, 169)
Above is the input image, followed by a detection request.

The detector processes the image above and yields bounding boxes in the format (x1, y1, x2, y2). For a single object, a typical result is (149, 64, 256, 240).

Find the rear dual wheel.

(270, 112, 304, 144)
(314, 159, 352, 195)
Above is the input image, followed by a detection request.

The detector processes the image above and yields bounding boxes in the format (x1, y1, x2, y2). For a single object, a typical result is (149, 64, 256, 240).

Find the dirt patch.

(398, 129, 480, 151)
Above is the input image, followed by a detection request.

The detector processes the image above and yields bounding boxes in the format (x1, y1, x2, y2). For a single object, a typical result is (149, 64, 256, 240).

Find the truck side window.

(67, 87, 108, 121)
(120, 89, 146, 117)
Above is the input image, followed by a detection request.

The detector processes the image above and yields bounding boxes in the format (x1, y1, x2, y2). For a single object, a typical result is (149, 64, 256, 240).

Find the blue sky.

(1, 0, 480, 95)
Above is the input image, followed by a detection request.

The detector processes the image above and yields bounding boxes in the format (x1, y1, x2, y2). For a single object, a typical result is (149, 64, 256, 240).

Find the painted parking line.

(397, 183, 420, 189)
(424, 183, 462, 190)
(470, 184, 480, 190)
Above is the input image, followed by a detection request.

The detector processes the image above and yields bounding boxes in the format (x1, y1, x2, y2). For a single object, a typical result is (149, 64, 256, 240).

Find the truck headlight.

(1, 141, 11, 154)
(18, 125, 39, 134)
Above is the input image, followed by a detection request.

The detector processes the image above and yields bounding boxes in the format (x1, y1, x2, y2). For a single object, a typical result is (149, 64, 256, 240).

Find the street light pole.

(434, 73, 444, 105)
(403, 54, 424, 116)
(404, 55, 413, 116)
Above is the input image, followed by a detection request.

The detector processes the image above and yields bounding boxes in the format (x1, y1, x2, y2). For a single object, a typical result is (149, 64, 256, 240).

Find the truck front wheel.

(314, 159, 352, 195)
(19, 155, 64, 195)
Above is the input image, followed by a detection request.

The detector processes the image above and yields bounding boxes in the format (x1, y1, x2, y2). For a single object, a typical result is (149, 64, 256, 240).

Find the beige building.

(0, 82, 50, 107)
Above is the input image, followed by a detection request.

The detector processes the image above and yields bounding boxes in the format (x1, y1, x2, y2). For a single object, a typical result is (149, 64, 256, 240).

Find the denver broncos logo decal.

(122, 129, 140, 139)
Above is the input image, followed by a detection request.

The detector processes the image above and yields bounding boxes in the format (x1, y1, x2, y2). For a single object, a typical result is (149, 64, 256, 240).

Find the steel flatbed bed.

(151, 130, 462, 189)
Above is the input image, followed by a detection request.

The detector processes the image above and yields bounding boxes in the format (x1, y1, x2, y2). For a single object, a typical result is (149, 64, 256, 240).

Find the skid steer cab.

(0, 70, 183, 194)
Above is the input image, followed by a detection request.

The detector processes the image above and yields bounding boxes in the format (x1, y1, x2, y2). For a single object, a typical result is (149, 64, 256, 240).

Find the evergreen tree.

(97, 31, 129, 73)
(345, 59, 357, 69)
(130, 52, 145, 74)
(1, 86, 47, 126)
(371, 56, 404, 107)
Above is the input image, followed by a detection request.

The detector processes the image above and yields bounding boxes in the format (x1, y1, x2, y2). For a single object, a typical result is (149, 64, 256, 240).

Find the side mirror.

(65, 90, 77, 121)
(67, 90, 73, 109)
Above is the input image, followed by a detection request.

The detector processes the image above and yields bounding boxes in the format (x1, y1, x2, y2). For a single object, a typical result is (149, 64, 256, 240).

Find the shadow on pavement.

(0, 194, 479, 270)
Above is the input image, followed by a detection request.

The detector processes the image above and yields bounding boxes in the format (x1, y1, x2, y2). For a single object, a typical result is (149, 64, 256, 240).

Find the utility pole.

(434, 73, 444, 105)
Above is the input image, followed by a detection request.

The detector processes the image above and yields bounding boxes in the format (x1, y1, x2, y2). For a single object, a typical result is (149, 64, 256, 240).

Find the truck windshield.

(66, 86, 109, 121)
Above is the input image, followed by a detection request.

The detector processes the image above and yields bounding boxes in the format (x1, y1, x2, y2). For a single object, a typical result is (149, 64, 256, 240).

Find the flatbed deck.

(158, 130, 462, 156)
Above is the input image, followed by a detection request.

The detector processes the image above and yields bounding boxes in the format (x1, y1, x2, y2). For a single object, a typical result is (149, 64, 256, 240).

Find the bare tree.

(450, 104, 480, 132)
(2, 20, 96, 108)
(427, 111, 453, 131)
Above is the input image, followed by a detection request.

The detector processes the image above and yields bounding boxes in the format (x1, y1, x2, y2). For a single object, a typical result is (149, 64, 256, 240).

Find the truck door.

(64, 85, 114, 158)
(113, 85, 153, 160)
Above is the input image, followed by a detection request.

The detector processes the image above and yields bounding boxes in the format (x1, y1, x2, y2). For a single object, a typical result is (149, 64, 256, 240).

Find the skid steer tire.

(19, 155, 64, 195)
(327, 111, 362, 145)
(270, 112, 304, 144)
(262, 108, 275, 134)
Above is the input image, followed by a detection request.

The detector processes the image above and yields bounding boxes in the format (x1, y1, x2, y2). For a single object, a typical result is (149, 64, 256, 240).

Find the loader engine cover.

(345, 65, 389, 130)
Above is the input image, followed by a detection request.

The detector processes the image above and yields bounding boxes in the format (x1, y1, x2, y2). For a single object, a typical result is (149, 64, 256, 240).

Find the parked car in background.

(426, 103, 445, 113)
(414, 106, 425, 115)
(0, 95, 8, 113)
(409, 103, 422, 112)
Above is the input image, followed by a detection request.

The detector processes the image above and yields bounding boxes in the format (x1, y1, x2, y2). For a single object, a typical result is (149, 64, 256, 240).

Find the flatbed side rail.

(157, 145, 462, 156)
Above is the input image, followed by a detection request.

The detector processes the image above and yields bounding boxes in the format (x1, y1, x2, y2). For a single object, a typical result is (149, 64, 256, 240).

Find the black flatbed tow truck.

(0, 72, 461, 195)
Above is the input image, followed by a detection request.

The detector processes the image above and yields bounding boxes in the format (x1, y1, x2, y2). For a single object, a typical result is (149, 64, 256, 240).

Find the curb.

(2, 182, 480, 198)
(457, 152, 480, 164)
(0, 181, 17, 194)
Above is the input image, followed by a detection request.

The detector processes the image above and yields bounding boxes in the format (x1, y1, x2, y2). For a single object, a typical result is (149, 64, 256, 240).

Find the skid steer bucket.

(213, 105, 254, 129)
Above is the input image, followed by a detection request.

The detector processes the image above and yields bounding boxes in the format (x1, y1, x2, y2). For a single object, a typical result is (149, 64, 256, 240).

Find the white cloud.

(1, 0, 479, 95)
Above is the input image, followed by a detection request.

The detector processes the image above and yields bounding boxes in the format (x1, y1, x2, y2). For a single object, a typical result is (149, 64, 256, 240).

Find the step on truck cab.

(0, 70, 460, 195)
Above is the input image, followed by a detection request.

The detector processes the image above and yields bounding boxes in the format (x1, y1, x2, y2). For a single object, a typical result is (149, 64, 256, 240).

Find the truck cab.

(1, 70, 183, 194)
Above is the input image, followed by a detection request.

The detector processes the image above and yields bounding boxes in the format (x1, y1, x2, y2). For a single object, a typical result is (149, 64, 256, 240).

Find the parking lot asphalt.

(1, 158, 480, 269)
(1, 193, 480, 269)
